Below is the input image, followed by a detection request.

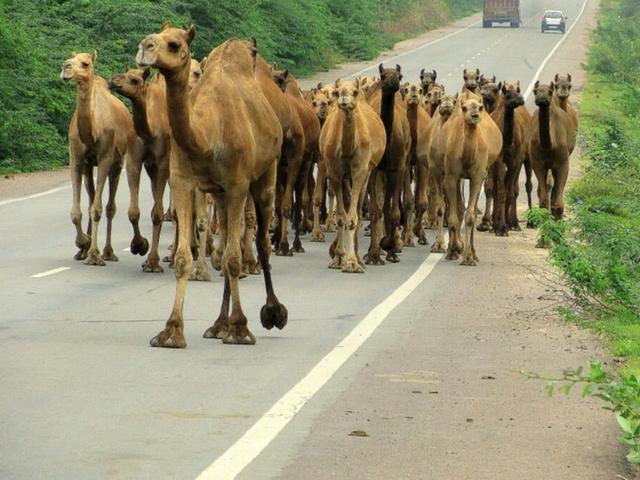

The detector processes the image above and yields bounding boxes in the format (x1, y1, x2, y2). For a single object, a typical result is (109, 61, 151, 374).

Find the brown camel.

(423, 83, 445, 117)
(364, 64, 411, 264)
(271, 68, 321, 256)
(137, 24, 286, 346)
(526, 81, 573, 220)
(401, 83, 431, 246)
(109, 68, 170, 273)
(477, 80, 530, 235)
(420, 68, 437, 93)
(419, 93, 457, 253)
(553, 73, 578, 154)
(61, 51, 136, 265)
(441, 90, 503, 264)
(462, 68, 481, 93)
(321, 78, 386, 273)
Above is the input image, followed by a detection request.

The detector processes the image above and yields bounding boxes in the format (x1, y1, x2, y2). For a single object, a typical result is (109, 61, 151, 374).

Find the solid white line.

(122, 247, 131, 252)
(347, 19, 482, 78)
(523, 0, 589, 100)
(196, 253, 443, 480)
(31, 266, 70, 278)
(0, 185, 70, 207)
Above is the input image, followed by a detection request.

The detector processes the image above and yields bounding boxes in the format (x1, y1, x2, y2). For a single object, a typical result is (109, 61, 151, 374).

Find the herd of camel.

(59, 23, 578, 347)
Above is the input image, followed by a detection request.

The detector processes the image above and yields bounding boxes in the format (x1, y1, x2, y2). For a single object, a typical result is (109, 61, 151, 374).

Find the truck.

(483, 0, 521, 28)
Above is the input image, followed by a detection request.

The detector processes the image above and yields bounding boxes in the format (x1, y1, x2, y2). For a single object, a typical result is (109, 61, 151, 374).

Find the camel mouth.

(60, 71, 74, 82)
(469, 113, 481, 124)
(535, 98, 551, 107)
(108, 80, 121, 91)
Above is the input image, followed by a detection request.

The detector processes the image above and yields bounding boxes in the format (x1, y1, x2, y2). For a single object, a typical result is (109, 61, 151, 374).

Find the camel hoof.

(385, 252, 400, 263)
(223, 328, 256, 345)
(203, 319, 226, 339)
(143, 261, 164, 273)
(260, 303, 288, 330)
(342, 261, 365, 274)
(310, 231, 325, 242)
(84, 250, 105, 266)
(363, 253, 385, 266)
(75, 233, 91, 251)
(328, 258, 343, 269)
(460, 255, 477, 266)
(402, 235, 417, 248)
(275, 248, 293, 257)
(189, 263, 212, 282)
(242, 260, 262, 275)
(446, 251, 460, 261)
(150, 329, 186, 348)
(494, 228, 509, 237)
(130, 237, 149, 256)
(417, 237, 429, 246)
(476, 221, 491, 232)
(74, 249, 88, 261)
(325, 224, 336, 233)
(430, 243, 446, 254)
(290, 243, 305, 253)
(510, 223, 522, 232)
(102, 248, 119, 262)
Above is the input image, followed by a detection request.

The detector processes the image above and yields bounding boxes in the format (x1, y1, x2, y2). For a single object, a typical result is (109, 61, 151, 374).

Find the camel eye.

(168, 41, 180, 52)
(462, 106, 468, 112)
(312, 101, 317, 107)
(479, 105, 484, 111)
(81, 62, 89, 68)
(130, 78, 139, 85)
(352, 90, 358, 97)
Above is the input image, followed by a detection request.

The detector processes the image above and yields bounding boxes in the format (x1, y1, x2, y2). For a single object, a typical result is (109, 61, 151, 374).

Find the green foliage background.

(0, 0, 480, 173)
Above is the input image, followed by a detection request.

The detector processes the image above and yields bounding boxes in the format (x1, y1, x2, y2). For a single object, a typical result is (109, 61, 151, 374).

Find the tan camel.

(419, 93, 457, 253)
(462, 68, 481, 93)
(553, 73, 578, 154)
(441, 90, 502, 264)
(61, 51, 136, 265)
(321, 78, 386, 272)
(271, 68, 321, 255)
(109, 68, 170, 273)
(423, 83, 444, 116)
(526, 81, 573, 220)
(137, 24, 286, 346)
(364, 64, 411, 264)
(401, 83, 431, 246)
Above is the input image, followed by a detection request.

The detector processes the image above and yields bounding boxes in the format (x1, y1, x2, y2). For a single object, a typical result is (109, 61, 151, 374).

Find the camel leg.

(414, 160, 429, 245)
(430, 171, 447, 254)
(342, 173, 366, 274)
(143, 163, 168, 273)
(401, 168, 416, 248)
(524, 157, 534, 228)
(242, 195, 261, 275)
(84, 157, 111, 266)
(150, 182, 194, 348)
(460, 174, 484, 265)
(550, 159, 569, 220)
(311, 160, 326, 242)
(190, 191, 212, 282)
(493, 160, 509, 237)
(328, 178, 347, 269)
(163, 191, 173, 222)
(477, 169, 493, 232)
(302, 161, 315, 234)
(532, 163, 551, 211)
(325, 186, 336, 232)
(102, 161, 122, 262)
(381, 169, 402, 263)
(126, 150, 149, 257)
(291, 157, 310, 253)
(507, 162, 523, 231)
(444, 175, 463, 261)
(364, 170, 385, 265)
(70, 160, 91, 260)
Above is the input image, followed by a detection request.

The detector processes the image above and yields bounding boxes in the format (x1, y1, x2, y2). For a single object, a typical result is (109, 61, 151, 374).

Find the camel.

(423, 83, 444, 116)
(271, 68, 321, 256)
(364, 64, 411, 264)
(477, 80, 530, 235)
(441, 90, 503, 264)
(462, 68, 481, 93)
(61, 51, 136, 265)
(109, 68, 170, 273)
(553, 73, 578, 154)
(419, 93, 457, 253)
(136, 24, 286, 346)
(401, 83, 431, 246)
(526, 81, 573, 220)
(419, 68, 437, 93)
(321, 78, 386, 272)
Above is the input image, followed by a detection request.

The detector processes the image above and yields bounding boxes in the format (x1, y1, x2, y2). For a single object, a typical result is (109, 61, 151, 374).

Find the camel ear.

(463, 68, 467, 77)
(554, 73, 559, 82)
(476, 68, 480, 76)
(420, 68, 425, 77)
(334, 78, 342, 88)
(491, 75, 496, 83)
(142, 68, 151, 81)
(433, 70, 437, 80)
(550, 81, 555, 89)
(185, 25, 196, 46)
(396, 64, 401, 73)
(161, 21, 172, 32)
(283, 69, 289, 79)
(567, 73, 572, 82)
(317, 82, 324, 89)
(91, 50, 97, 63)
(251, 37, 257, 49)
(379, 63, 384, 75)
(516, 80, 521, 93)
(200, 56, 207, 71)
(497, 81, 503, 92)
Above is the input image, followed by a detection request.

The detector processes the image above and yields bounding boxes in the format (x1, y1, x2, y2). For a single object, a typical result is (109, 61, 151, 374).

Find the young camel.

(109, 68, 170, 273)
(61, 51, 136, 265)
(321, 78, 386, 273)
(441, 91, 503, 264)
(526, 81, 573, 220)
(137, 24, 286, 346)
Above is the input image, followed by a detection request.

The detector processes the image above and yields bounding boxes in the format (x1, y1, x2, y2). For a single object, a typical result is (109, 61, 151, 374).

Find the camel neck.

(163, 64, 208, 158)
(380, 90, 395, 149)
(503, 104, 516, 149)
(538, 104, 552, 150)
(557, 97, 569, 111)
(340, 108, 357, 157)
(406, 104, 418, 157)
(76, 78, 96, 145)
(131, 92, 153, 142)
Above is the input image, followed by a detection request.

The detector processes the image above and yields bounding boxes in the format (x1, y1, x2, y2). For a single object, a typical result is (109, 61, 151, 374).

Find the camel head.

(463, 68, 481, 92)
(189, 59, 203, 91)
(310, 89, 332, 121)
(501, 81, 524, 109)
(420, 68, 437, 92)
(533, 81, 555, 107)
(480, 81, 500, 112)
(479, 74, 496, 88)
(553, 73, 572, 101)
(271, 68, 290, 93)
(333, 79, 360, 111)
(426, 83, 445, 108)
(379, 63, 402, 94)
(137, 21, 196, 72)
(402, 83, 423, 106)
(357, 76, 378, 95)
(60, 51, 97, 84)
(438, 93, 457, 117)
(109, 68, 151, 100)
(460, 92, 484, 125)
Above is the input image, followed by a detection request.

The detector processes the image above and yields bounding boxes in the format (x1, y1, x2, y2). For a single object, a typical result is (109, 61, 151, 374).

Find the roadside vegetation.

(526, 0, 640, 465)
(0, 0, 480, 174)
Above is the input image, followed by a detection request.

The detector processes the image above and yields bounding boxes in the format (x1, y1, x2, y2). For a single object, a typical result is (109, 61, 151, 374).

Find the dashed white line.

(122, 247, 131, 252)
(31, 267, 70, 278)
(0, 185, 70, 207)
(196, 253, 443, 480)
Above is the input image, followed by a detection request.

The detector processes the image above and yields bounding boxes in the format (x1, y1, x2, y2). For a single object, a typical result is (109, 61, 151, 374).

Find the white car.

(541, 10, 567, 34)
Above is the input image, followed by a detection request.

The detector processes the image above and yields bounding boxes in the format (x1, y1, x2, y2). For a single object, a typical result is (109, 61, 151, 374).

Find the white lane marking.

(524, 0, 589, 100)
(31, 266, 70, 278)
(196, 253, 443, 480)
(348, 19, 482, 78)
(122, 247, 131, 252)
(0, 185, 70, 207)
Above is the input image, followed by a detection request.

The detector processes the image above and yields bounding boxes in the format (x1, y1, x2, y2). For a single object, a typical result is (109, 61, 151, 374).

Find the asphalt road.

(3, 1, 626, 479)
